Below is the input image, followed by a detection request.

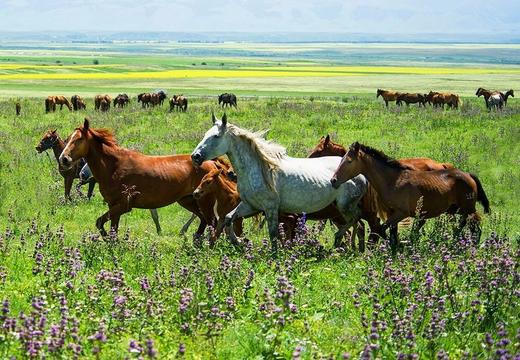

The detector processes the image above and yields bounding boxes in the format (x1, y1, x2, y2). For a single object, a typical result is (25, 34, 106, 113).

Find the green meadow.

(0, 42, 518, 359)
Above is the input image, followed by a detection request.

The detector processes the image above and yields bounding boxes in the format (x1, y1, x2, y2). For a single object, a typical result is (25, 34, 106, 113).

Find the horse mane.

(87, 127, 118, 147)
(227, 124, 287, 190)
(356, 143, 407, 170)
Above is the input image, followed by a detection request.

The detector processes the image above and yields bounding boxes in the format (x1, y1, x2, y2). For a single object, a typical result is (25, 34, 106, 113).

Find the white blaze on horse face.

(59, 129, 81, 165)
(192, 121, 229, 162)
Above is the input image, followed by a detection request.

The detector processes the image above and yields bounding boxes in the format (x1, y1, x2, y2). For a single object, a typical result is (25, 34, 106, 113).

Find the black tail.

(470, 173, 490, 214)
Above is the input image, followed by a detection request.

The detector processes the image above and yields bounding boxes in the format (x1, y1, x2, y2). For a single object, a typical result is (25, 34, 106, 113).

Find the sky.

(0, 0, 518, 34)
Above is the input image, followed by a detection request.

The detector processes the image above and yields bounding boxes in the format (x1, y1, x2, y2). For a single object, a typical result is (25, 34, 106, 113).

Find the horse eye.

(212, 135, 218, 139)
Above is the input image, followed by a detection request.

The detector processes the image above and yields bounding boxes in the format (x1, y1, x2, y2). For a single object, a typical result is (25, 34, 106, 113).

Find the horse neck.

(357, 152, 402, 198)
(226, 135, 268, 187)
(215, 175, 239, 203)
(52, 138, 66, 163)
(84, 141, 119, 185)
(331, 145, 346, 156)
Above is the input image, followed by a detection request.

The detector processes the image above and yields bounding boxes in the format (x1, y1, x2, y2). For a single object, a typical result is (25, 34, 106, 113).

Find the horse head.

(59, 118, 92, 169)
(191, 113, 229, 167)
(36, 129, 59, 153)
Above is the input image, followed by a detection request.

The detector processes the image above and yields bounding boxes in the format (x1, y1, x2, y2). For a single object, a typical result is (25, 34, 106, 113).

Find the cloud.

(0, 0, 517, 33)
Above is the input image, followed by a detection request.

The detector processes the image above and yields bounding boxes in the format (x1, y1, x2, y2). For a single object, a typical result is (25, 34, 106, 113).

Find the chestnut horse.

(426, 91, 461, 109)
(376, 89, 401, 107)
(309, 135, 455, 245)
(169, 95, 188, 112)
(59, 119, 218, 236)
(36, 129, 95, 200)
(45, 96, 72, 112)
(95, 95, 111, 111)
(193, 167, 243, 246)
(331, 142, 490, 249)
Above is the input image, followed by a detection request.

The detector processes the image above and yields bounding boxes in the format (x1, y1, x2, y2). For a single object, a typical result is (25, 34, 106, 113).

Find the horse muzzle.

(330, 177, 340, 189)
(191, 152, 204, 167)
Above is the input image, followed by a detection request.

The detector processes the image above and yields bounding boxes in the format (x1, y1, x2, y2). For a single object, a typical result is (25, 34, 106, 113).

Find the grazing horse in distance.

(169, 95, 188, 112)
(488, 93, 504, 110)
(137, 93, 152, 108)
(59, 118, 219, 237)
(95, 95, 111, 111)
(218, 93, 237, 108)
(308, 135, 454, 245)
(79, 163, 162, 234)
(45, 96, 72, 112)
(331, 142, 490, 249)
(15, 102, 21, 116)
(36, 129, 94, 200)
(502, 89, 514, 105)
(191, 114, 368, 254)
(376, 89, 402, 107)
(156, 90, 167, 105)
(426, 91, 461, 109)
(193, 167, 243, 246)
(396, 93, 427, 107)
(113, 94, 130, 108)
(71, 95, 86, 111)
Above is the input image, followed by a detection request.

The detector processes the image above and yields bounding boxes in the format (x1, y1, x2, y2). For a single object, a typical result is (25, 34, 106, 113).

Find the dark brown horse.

(94, 95, 111, 111)
(113, 94, 130, 108)
(218, 93, 237, 108)
(502, 89, 514, 105)
(376, 89, 401, 107)
(396, 93, 427, 107)
(59, 118, 219, 236)
(15, 102, 21, 116)
(137, 93, 152, 108)
(169, 95, 188, 112)
(36, 130, 95, 200)
(100, 99, 110, 112)
(71, 95, 86, 111)
(331, 142, 490, 249)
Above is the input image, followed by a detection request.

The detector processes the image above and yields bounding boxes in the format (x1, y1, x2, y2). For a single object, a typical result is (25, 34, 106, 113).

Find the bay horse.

(426, 91, 461, 109)
(15, 102, 21, 116)
(218, 93, 237, 108)
(169, 95, 188, 112)
(59, 118, 218, 237)
(78, 163, 162, 234)
(191, 114, 368, 254)
(193, 167, 243, 246)
(376, 89, 401, 107)
(137, 93, 152, 108)
(36, 129, 95, 200)
(100, 99, 110, 112)
(502, 89, 514, 105)
(309, 135, 454, 245)
(113, 94, 130, 108)
(330, 142, 490, 250)
(396, 93, 427, 107)
(95, 95, 111, 111)
(71, 95, 86, 111)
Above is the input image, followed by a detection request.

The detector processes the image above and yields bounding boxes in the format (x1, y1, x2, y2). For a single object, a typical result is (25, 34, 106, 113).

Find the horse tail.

(456, 95, 462, 108)
(184, 99, 188, 111)
(470, 173, 490, 214)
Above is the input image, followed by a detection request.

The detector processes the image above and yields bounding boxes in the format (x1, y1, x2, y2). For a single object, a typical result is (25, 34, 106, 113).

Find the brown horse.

(58, 118, 218, 237)
(193, 167, 243, 245)
(137, 93, 152, 108)
(502, 89, 514, 105)
(376, 89, 401, 107)
(426, 91, 461, 109)
(309, 135, 456, 244)
(331, 142, 490, 249)
(218, 93, 237, 108)
(15, 102, 21, 116)
(36, 130, 95, 200)
(169, 95, 188, 112)
(113, 94, 130, 108)
(94, 95, 111, 111)
(396, 93, 427, 107)
(45, 95, 72, 112)
(71, 95, 86, 111)
(100, 99, 110, 112)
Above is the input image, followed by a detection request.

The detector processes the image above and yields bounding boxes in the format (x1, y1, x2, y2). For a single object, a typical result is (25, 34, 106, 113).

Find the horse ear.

(352, 141, 360, 153)
(211, 111, 217, 124)
(52, 129, 57, 134)
(324, 134, 330, 145)
(83, 118, 90, 131)
(221, 113, 227, 127)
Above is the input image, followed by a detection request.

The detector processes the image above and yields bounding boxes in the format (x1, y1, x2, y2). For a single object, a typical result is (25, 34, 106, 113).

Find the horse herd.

(40, 91, 238, 114)
(36, 109, 492, 255)
(377, 88, 514, 110)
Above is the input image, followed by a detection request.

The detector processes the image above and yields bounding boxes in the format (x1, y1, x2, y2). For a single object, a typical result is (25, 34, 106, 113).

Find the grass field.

(0, 42, 519, 359)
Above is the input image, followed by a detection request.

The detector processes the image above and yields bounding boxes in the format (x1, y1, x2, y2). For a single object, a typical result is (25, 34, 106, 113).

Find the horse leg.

(177, 196, 209, 242)
(149, 209, 161, 235)
(356, 221, 366, 252)
(87, 180, 96, 200)
(180, 213, 197, 236)
(264, 208, 281, 255)
(96, 211, 110, 237)
(224, 201, 259, 247)
(64, 176, 73, 200)
(108, 203, 131, 235)
(385, 100, 388, 107)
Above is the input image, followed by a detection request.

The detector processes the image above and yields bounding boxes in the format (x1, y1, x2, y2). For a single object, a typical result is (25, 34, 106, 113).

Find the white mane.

(227, 124, 287, 190)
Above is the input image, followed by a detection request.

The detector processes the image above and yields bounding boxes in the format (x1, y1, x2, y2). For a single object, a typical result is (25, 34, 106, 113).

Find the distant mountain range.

(0, 32, 518, 44)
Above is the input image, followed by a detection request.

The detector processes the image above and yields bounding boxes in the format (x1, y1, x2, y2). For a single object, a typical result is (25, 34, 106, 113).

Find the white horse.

(191, 114, 368, 253)
(487, 93, 504, 110)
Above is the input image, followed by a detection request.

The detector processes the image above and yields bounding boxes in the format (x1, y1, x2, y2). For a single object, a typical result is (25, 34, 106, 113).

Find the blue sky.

(0, 0, 518, 34)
